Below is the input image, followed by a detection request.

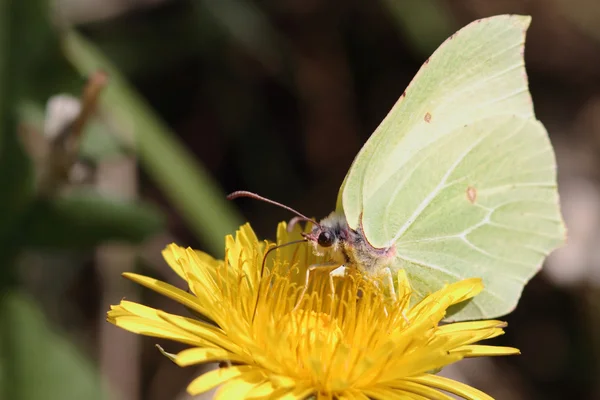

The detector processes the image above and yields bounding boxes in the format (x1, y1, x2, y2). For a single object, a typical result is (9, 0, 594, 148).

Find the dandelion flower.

(108, 222, 519, 399)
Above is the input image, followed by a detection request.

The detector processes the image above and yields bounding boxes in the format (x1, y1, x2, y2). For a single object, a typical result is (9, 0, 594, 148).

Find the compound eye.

(317, 231, 334, 247)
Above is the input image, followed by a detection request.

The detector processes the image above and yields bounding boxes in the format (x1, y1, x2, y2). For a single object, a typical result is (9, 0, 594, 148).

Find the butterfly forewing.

(338, 15, 565, 320)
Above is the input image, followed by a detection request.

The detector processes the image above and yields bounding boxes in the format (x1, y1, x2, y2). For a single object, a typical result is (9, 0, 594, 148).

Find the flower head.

(108, 223, 519, 399)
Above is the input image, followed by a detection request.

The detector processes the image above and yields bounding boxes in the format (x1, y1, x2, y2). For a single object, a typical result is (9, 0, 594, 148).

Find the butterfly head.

(226, 191, 349, 259)
(303, 212, 349, 255)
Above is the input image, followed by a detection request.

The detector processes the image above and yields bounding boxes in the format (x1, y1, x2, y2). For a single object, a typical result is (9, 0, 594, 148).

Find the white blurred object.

(41, 94, 96, 191)
(44, 95, 81, 141)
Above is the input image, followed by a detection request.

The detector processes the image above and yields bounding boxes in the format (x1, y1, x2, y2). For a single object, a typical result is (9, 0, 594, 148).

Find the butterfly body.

(306, 212, 396, 276)
(306, 14, 565, 320)
(231, 14, 566, 321)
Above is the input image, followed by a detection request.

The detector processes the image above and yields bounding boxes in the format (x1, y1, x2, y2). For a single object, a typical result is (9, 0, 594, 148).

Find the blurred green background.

(0, 0, 598, 399)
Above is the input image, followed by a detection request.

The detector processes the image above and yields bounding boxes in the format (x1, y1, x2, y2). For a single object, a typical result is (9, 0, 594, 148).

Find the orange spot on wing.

(466, 186, 477, 204)
(424, 112, 432, 123)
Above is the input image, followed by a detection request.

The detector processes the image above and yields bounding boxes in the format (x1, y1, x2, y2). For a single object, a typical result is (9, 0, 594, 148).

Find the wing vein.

(397, 255, 461, 279)
(391, 125, 498, 242)
(461, 236, 531, 268)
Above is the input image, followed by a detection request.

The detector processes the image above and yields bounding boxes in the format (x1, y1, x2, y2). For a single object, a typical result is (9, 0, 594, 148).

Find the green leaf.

(0, 291, 108, 400)
(23, 191, 165, 249)
(0, 1, 42, 246)
(62, 31, 243, 255)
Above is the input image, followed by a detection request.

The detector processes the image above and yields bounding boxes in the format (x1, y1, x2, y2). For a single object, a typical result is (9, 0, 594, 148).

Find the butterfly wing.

(385, 115, 562, 320)
(339, 15, 565, 320)
(341, 15, 535, 229)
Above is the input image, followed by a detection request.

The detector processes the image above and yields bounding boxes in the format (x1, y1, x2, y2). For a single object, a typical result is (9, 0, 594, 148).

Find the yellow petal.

(451, 344, 520, 357)
(434, 328, 506, 350)
(438, 279, 484, 305)
(157, 311, 242, 354)
(408, 375, 494, 400)
(118, 301, 164, 321)
(175, 347, 248, 366)
(317, 392, 333, 400)
(380, 348, 463, 381)
(268, 374, 297, 389)
(395, 269, 412, 294)
(107, 305, 131, 319)
(213, 371, 266, 400)
(122, 273, 210, 317)
(187, 365, 255, 395)
(280, 387, 317, 400)
(161, 243, 189, 280)
(245, 380, 277, 399)
(385, 380, 454, 400)
(109, 316, 207, 346)
(184, 247, 222, 284)
(363, 387, 425, 400)
(437, 320, 507, 334)
(338, 389, 370, 400)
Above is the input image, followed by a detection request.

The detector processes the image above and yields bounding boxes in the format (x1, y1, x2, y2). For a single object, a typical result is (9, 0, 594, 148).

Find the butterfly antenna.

(252, 239, 306, 323)
(260, 239, 306, 278)
(227, 190, 320, 228)
(288, 215, 310, 232)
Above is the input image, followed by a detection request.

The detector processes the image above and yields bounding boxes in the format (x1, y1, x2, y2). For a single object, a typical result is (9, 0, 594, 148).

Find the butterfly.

(229, 14, 566, 321)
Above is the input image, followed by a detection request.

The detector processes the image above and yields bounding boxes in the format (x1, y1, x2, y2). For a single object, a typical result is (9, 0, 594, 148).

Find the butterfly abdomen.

(344, 227, 396, 275)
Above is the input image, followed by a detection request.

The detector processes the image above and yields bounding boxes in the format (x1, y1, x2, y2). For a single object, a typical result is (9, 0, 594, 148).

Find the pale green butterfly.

(229, 14, 566, 321)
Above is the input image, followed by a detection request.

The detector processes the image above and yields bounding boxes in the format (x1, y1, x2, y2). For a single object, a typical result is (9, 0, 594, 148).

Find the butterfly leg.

(293, 262, 339, 312)
(382, 267, 397, 302)
(382, 267, 408, 323)
(328, 265, 348, 314)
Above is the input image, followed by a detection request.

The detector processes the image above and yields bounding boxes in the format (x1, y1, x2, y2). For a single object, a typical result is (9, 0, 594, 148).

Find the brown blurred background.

(2, 0, 600, 399)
